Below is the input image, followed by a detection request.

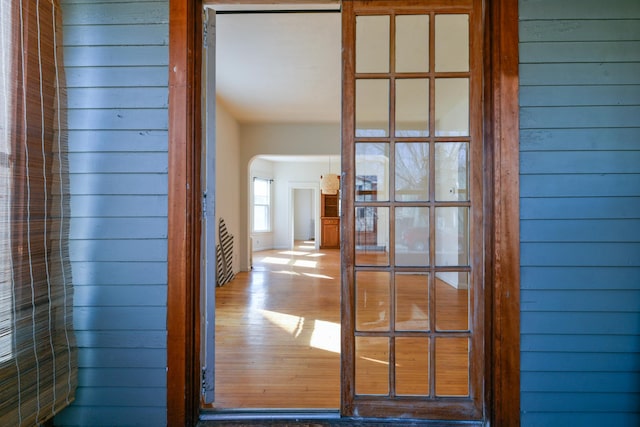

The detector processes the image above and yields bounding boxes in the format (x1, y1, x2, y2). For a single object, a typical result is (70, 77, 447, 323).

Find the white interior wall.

(239, 123, 340, 270)
(216, 99, 241, 273)
(294, 189, 314, 241)
(272, 161, 330, 249)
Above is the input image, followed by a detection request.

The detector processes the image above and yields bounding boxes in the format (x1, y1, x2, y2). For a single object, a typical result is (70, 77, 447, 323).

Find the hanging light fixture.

(320, 173, 340, 195)
(320, 156, 340, 195)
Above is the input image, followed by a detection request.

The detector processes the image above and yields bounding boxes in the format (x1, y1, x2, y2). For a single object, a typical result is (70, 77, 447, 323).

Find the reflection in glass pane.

(355, 207, 389, 266)
(435, 78, 469, 137)
(396, 15, 429, 72)
(395, 207, 429, 267)
(395, 273, 429, 331)
(356, 79, 389, 137)
(435, 337, 469, 396)
(356, 271, 390, 331)
(396, 143, 429, 201)
(435, 272, 469, 331)
(395, 79, 429, 137)
(435, 14, 469, 72)
(356, 143, 389, 201)
(396, 337, 429, 396)
(435, 207, 469, 266)
(435, 143, 469, 201)
(356, 337, 389, 395)
(356, 15, 390, 73)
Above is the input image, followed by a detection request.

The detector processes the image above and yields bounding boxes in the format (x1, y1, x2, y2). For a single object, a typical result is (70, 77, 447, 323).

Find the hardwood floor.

(208, 241, 470, 410)
(211, 242, 341, 409)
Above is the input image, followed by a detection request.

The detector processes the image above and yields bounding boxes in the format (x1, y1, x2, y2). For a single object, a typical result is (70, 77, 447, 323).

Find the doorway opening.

(292, 187, 316, 248)
(168, 0, 520, 425)
(202, 3, 342, 411)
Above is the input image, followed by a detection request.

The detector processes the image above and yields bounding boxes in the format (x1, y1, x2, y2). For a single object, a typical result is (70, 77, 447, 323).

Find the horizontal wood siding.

(520, 0, 640, 425)
(57, 1, 168, 425)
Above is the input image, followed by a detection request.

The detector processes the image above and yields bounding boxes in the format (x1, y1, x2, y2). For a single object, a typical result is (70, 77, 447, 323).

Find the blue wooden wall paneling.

(519, 0, 640, 425)
(72, 261, 167, 285)
(57, 1, 169, 425)
(54, 0, 640, 424)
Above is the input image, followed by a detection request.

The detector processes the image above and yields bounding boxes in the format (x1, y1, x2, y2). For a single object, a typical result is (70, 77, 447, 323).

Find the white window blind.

(0, 0, 77, 425)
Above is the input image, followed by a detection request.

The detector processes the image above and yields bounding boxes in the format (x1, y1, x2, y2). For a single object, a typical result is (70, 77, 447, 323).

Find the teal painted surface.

(56, 1, 168, 425)
(520, 0, 640, 425)
(53, 0, 640, 424)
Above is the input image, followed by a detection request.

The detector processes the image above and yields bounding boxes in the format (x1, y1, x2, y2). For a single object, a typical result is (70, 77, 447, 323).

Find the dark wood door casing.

(166, 0, 519, 425)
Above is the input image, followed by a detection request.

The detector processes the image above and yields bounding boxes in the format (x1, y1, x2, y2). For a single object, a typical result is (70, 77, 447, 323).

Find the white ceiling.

(259, 154, 340, 163)
(213, 9, 341, 123)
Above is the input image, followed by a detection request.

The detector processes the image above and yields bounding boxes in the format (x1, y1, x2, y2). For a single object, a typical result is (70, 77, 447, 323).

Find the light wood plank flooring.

(212, 242, 341, 409)
(208, 242, 470, 410)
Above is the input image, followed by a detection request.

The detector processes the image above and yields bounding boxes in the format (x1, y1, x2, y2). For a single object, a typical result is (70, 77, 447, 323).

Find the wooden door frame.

(167, 0, 519, 425)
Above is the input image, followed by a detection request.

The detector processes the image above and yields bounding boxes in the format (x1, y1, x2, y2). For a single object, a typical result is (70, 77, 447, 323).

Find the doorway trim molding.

(167, 0, 519, 425)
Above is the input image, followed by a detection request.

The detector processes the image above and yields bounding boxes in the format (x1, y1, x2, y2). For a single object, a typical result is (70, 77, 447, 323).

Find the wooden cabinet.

(322, 193, 339, 217)
(320, 193, 340, 249)
(321, 217, 340, 249)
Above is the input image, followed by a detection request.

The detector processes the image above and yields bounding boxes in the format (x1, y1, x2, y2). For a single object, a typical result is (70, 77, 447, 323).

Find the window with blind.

(253, 177, 272, 233)
(0, 0, 77, 425)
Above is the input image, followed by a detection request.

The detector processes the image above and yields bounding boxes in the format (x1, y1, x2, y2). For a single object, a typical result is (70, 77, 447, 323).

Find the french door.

(341, 0, 484, 420)
(167, 0, 519, 422)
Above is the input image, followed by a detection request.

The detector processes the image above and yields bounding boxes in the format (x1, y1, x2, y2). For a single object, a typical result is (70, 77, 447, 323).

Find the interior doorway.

(203, 2, 342, 411)
(292, 187, 317, 248)
(168, 0, 520, 424)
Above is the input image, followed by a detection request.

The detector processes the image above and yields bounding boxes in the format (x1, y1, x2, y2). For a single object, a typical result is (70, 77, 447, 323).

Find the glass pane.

(254, 179, 270, 204)
(395, 142, 429, 201)
(435, 207, 469, 266)
(435, 337, 469, 396)
(253, 205, 269, 232)
(356, 15, 390, 73)
(356, 337, 389, 395)
(396, 14, 429, 72)
(356, 143, 389, 201)
(356, 271, 390, 331)
(435, 14, 469, 72)
(435, 272, 469, 331)
(356, 79, 389, 137)
(395, 79, 429, 137)
(356, 207, 389, 266)
(435, 78, 469, 137)
(396, 337, 429, 396)
(395, 207, 429, 267)
(435, 143, 469, 201)
(395, 272, 429, 331)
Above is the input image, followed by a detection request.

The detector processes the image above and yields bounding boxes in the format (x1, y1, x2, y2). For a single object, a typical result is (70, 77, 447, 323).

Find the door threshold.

(200, 408, 340, 420)
(200, 409, 340, 422)
(199, 410, 485, 426)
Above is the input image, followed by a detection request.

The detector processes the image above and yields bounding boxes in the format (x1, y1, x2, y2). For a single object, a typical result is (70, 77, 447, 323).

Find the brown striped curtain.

(0, 0, 77, 425)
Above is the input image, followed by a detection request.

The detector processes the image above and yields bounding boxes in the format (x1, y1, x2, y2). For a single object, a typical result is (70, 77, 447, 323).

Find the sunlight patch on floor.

(279, 250, 309, 256)
(259, 309, 340, 354)
(293, 259, 318, 268)
(303, 272, 334, 280)
(273, 270, 300, 276)
(310, 319, 340, 353)
(261, 256, 290, 265)
(259, 309, 305, 338)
